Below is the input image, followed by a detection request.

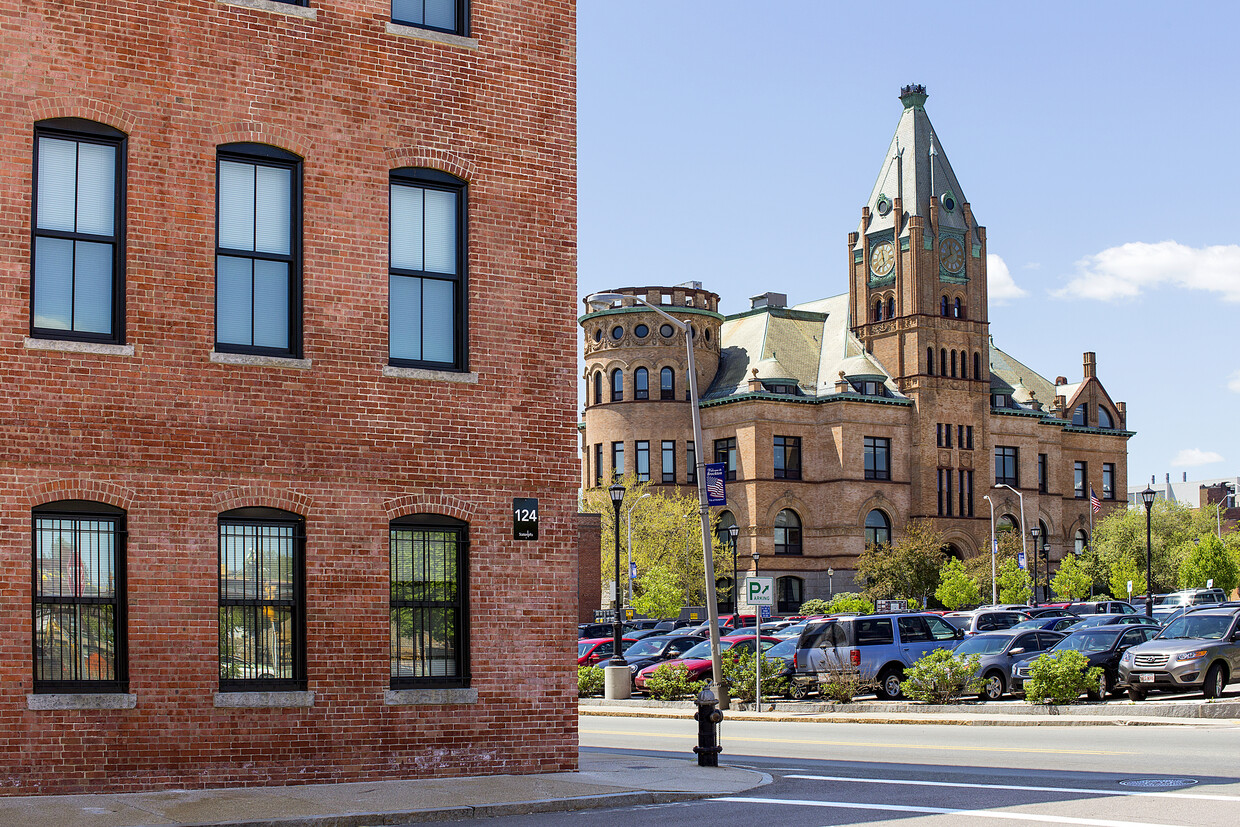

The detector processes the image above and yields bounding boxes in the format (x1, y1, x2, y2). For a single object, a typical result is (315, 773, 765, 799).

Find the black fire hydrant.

(692, 687, 723, 767)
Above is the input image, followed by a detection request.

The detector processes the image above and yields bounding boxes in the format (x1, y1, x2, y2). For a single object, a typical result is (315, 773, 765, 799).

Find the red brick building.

(0, 0, 577, 794)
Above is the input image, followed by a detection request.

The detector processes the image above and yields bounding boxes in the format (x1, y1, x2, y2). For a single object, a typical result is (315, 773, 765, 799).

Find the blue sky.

(577, 0, 1240, 488)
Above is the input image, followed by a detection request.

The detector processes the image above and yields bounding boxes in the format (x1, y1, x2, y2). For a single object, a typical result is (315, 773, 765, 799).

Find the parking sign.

(746, 577, 773, 606)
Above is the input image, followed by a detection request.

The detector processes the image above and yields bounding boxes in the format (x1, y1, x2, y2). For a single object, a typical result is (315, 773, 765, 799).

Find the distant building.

(579, 87, 1131, 611)
(1129, 474, 1239, 535)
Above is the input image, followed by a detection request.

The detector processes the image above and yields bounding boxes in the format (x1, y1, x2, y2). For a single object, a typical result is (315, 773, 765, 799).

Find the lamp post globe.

(727, 523, 740, 613)
(608, 482, 627, 667)
(1141, 487, 1157, 617)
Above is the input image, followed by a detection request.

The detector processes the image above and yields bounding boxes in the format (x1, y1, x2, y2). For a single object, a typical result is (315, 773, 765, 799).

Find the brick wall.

(0, 0, 577, 794)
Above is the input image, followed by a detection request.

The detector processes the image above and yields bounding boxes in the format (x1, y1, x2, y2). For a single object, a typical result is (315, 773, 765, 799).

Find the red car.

(577, 637, 638, 666)
(633, 634, 780, 690)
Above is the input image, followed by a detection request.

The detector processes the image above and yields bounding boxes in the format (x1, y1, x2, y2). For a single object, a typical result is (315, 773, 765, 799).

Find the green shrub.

(1024, 650, 1103, 705)
(577, 666, 604, 697)
(900, 648, 982, 704)
(721, 648, 787, 702)
(798, 598, 832, 615)
(826, 592, 875, 615)
(643, 663, 706, 701)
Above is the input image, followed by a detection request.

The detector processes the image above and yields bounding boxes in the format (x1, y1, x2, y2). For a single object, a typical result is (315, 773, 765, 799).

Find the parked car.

(1059, 600, 1138, 615)
(621, 634, 706, 682)
(684, 613, 756, 636)
(759, 637, 811, 699)
(1026, 607, 1078, 619)
(1011, 625, 1160, 699)
(578, 623, 612, 639)
(633, 634, 780, 692)
(955, 628, 1065, 701)
(1156, 588, 1229, 608)
(1011, 615, 1083, 633)
(792, 613, 963, 700)
(1063, 613, 1159, 631)
(577, 637, 638, 667)
(624, 627, 673, 640)
(941, 609, 1030, 636)
(1118, 606, 1240, 700)
(774, 621, 811, 640)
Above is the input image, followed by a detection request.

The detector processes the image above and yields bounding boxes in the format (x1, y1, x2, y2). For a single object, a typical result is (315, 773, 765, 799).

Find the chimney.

(1166, 473, 1170, 484)
(1184, 472, 1188, 482)
(835, 370, 851, 394)
(748, 368, 764, 393)
(1083, 352, 1096, 379)
(1055, 376, 1067, 385)
(1151, 475, 1155, 485)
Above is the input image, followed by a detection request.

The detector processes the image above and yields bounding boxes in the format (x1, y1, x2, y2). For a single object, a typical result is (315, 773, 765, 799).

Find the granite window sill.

(28, 693, 137, 710)
(385, 22, 478, 50)
(214, 691, 315, 708)
(385, 688, 477, 705)
(383, 365, 478, 383)
(211, 351, 312, 370)
(218, 0, 317, 20)
(25, 338, 135, 357)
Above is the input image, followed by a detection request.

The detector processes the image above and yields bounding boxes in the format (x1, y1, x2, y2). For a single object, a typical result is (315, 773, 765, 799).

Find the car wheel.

(1088, 671, 1111, 702)
(978, 671, 1005, 702)
(1127, 686, 1146, 702)
(875, 668, 904, 700)
(1203, 663, 1227, 699)
(787, 681, 810, 701)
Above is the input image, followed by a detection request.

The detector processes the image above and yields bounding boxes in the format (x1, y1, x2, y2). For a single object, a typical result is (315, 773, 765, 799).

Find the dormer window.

(992, 393, 1010, 408)
(1097, 406, 1114, 429)
(852, 380, 885, 397)
(764, 382, 799, 396)
(1072, 403, 1088, 426)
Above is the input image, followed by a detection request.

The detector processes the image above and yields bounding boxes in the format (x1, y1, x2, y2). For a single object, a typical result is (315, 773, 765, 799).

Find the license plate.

(1139, 674, 1155, 683)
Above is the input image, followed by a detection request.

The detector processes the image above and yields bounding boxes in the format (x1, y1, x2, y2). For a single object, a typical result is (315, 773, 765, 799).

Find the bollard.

(692, 687, 723, 767)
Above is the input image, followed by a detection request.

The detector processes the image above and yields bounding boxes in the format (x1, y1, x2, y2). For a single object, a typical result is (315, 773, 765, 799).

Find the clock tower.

(848, 84, 990, 394)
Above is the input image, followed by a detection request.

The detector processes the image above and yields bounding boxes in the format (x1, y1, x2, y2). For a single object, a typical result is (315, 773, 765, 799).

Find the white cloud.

(1229, 371, 1240, 393)
(986, 254, 1027, 304)
(1053, 241, 1240, 302)
(1171, 448, 1223, 468)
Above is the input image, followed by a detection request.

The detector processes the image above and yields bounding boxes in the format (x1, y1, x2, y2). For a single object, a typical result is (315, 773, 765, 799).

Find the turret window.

(610, 369, 623, 402)
(940, 295, 949, 316)
(873, 299, 883, 321)
(973, 352, 981, 379)
(610, 325, 623, 341)
(634, 367, 648, 400)
(940, 349, 947, 376)
(660, 367, 675, 400)
(593, 371, 601, 405)
(953, 297, 963, 318)
(927, 347, 934, 376)
(634, 324, 648, 338)
(886, 297, 895, 318)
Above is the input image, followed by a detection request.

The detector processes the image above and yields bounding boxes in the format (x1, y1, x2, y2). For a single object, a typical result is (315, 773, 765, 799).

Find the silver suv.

(792, 613, 963, 700)
(1118, 606, 1240, 699)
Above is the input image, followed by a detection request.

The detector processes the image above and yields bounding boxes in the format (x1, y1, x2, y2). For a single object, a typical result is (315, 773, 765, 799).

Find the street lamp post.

(587, 291, 726, 702)
(1042, 541, 1051, 602)
(982, 494, 997, 605)
(994, 484, 1028, 605)
(727, 523, 740, 614)
(751, 550, 762, 708)
(608, 483, 627, 672)
(1141, 487, 1157, 617)
(626, 492, 651, 604)
(1029, 525, 1042, 605)
(827, 568, 834, 600)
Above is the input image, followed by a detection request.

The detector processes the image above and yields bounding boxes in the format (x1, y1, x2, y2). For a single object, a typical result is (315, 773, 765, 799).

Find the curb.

(578, 707, 1216, 727)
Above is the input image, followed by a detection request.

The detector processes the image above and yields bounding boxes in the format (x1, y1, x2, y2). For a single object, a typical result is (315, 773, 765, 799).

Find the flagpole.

(1088, 487, 1096, 598)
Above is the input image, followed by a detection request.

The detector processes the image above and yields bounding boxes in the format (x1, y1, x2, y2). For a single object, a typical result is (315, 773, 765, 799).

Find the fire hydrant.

(692, 687, 723, 767)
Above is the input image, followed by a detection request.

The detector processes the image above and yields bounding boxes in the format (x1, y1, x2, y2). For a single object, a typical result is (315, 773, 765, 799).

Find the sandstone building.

(580, 86, 1130, 612)
(1, 0, 576, 794)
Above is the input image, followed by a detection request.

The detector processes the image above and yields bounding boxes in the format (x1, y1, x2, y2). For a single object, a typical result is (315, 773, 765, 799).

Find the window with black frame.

(216, 143, 301, 357)
(634, 367, 648, 400)
(774, 435, 801, 480)
(776, 576, 803, 614)
(714, 437, 737, 480)
(390, 168, 467, 370)
(32, 119, 126, 343)
(864, 436, 890, 480)
(32, 501, 127, 693)
(392, 0, 468, 35)
(774, 509, 802, 555)
(661, 440, 676, 483)
(390, 515, 469, 687)
(1103, 462, 1115, 499)
(218, 508, 304, 691)
(610, 369, 623, 402)
(660, 367, 675, 400)
(995, 446, 1019, 487)
(635, 440, 650, 481)
(864, 509, 891, 546)
(1075, 461, 1087, 498)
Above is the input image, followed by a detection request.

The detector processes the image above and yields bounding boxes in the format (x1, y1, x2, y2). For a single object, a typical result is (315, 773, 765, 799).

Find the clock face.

(939, 237, 965, 273)
(870, 241, 896, 277)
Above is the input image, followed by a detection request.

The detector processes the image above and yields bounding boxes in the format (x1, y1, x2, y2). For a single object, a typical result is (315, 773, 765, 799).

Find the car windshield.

(1054, 631, 1119, 653)
(680, 638, 737, 660)
(623, 639, 666, 658)
(1067, 615, 1116, 629)
(578, 642, 593, 657)
(766, 638, 796, 658)
(955, 636, 1012, 655)
(1159, 614, 1233, 640)
(1011, 619, 1046, 630)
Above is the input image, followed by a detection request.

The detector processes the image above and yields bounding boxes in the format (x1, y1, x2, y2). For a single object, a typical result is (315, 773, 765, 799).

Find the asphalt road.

(445, 716, 1240, 826)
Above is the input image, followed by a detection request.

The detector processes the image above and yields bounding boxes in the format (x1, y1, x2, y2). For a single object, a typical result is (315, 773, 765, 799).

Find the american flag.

(1090, 487, 1101, 514)
(708, 476, 726, 502)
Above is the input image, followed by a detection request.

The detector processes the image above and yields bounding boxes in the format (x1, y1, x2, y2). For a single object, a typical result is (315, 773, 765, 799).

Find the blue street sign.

(1017, 551, 1027, 570)
(705, 462, 727, 506)
(759, 605, 772, 619)
(629, 561, 637, 579)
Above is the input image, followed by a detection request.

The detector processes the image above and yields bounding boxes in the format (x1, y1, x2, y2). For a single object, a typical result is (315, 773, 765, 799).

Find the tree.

(580, 475, 730, 616)
(631, 565, 685, 618)
(935, 557, 981, 609)
(1108, 557, 1146, 600)
(826, 592, 874, 615)
(856, 520, 945, 607)
(964, 527, 1021, 603)
(1050, 552, 1092, 601)
(996, 558, 1031, 604)
(1093, 500, 1212, 595)
(1177, 535, 1240, 593)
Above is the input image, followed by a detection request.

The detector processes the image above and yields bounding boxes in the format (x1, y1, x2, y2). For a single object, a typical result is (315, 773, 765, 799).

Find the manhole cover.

(1118, 778, 1199, 789)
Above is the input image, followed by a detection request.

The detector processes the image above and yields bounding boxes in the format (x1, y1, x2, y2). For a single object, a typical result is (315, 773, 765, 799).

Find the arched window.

(593, 371, 602, 405)
(715, 510, 737, 549)
(973, 352, 981, 380)
(660, 367, 675, 400)
(960, 353, 968, 380)
(940, 295, 949, 316)
(610, 368, 623, 402)
(1072, 403, 1088, 426)
(940, 348, 948, 376)
(1075, 529, 1088, 555)
(887, 297, 895, 318)
(864, 509, 891, 546)
(873, 299, 883, 321)
(951, 350, 957, 377)
(953, 297, 962, 318)
(776, 576, 804, 614)
(1097, 406, 1114, 429)
(634, 367, 648, 400)
(927, 347, 935, 376)
(998, 514, 1019, 532)
(774, 509, 802, 555)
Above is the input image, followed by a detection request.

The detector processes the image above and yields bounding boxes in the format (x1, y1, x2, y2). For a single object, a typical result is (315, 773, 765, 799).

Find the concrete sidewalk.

(0, 753, 768, 827)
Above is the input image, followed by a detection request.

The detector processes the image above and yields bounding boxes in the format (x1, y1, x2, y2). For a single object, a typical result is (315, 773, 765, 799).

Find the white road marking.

(782, 773, 1240, 802)
(713, 796, 1190, 827)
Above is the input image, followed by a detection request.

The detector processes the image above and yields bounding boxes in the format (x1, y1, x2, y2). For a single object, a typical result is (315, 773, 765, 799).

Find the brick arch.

(383, 493, 475, 522)
(855, 492, 900, 530)
(29, 97, 139, 134)
(385, 146, 475, 182)
(209, 122, 312, 159)
(25, 479, 137, 510)
(212, 485, 314, 516)
(939, 532, 977, 559)
(761, 493, 811, 527)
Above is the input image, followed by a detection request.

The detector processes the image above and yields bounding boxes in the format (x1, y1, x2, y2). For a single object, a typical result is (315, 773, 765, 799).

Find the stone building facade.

(1, 0, 577, 795)
(579, 87, 1130, 613)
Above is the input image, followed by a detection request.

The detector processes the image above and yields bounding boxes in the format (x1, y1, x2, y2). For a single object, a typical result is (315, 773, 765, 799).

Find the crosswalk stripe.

(782, 773, 1240, 803)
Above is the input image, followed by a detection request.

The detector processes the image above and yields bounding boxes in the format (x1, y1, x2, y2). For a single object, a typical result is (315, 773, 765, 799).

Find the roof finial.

(899, 84, 928, 109)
